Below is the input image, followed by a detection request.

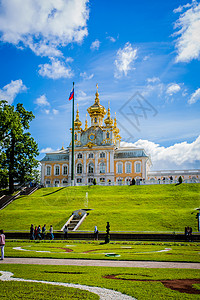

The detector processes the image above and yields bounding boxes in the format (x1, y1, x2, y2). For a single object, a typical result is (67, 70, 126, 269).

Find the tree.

(0, 101, 39, 193)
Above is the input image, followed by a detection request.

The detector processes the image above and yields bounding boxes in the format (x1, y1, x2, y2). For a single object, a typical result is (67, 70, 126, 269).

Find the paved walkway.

(1, 258, 200, 269)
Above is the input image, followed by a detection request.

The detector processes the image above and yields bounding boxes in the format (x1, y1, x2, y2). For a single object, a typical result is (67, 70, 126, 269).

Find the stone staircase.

(61, 209, 89, 231)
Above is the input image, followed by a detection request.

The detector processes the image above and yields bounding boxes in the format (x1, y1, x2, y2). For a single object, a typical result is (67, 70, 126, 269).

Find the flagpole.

(71, 82, 75, 186)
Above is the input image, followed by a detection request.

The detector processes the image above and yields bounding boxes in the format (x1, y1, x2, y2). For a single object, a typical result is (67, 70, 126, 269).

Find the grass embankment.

(5, 240, 200, 262)
(0, 264, 199, 299)
(0, 184, 199, 232)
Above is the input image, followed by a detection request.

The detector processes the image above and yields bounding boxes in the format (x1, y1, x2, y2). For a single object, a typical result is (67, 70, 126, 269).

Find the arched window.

(100, 178, 105, 182)
(100, 162, 106, 173)
(77, 153, 82, 158)
(117, 163, 123, 174)
(77, 163, 82, 174)
(75, 133, 77, 140)
(63, 165, 68, 175)
(77, 178, 82, 183)
(94, 117, 97, 123)
(126, 163, 131, 174)
(100, 152, 105, 158)
(46, 166, 51, 176)
(135, 162, 141, 173)
(106, 132, 110, 138)
(117, 178, 123, 185)
(88, 163, 94, 174)
(55, 166, 60, 175)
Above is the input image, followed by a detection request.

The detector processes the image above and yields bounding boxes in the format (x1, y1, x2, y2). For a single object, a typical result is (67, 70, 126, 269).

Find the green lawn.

(0, 184, 200, 232)
(5, 240, 200, 262)
(0, 264, 199, 299)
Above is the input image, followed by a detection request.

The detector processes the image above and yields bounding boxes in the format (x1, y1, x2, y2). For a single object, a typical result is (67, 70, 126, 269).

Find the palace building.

(40, 85, 151, 186)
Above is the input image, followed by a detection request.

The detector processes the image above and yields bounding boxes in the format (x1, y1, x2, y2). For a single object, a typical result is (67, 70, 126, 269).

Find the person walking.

(42, 224, 46, 240)
(94, 225, 99, 240)
(37, 225, 42, 240)
(0, 230, 5, 260)
(30, 224, 34, 240)
(63, 225, 68, 239)
(49, 225, 54, 240)
(34, 226, 38, 240)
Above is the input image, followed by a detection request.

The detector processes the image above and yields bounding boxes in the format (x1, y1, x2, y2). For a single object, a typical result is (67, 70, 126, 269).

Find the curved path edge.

(1, 258, 200, 269)
(0, 271, 135, 300)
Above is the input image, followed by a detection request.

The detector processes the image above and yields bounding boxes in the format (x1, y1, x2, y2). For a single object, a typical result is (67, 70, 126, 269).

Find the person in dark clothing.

(42, 224, 46, 240)
(63, 225, 68, 239)
(30, 224, 34, 240)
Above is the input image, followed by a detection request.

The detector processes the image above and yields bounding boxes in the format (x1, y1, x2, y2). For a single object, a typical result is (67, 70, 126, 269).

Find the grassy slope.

(0, 184, 199, 232)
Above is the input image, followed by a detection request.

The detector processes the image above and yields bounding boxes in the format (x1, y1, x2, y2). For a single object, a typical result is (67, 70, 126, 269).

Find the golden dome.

(104, 103, 113, 126)
(87, 84, 106, 119)
(74, 105, 82, 129)
(113, 112, 120, 134)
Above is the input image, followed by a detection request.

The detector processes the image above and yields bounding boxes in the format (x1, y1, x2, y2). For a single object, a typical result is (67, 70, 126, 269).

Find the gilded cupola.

(104, 102, 113, 126)
(87, 84, 107, 127)
(74, 104, 82, 129)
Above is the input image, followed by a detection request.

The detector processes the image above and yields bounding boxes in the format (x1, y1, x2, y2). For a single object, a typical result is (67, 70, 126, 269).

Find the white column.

(107, 151, 109, 173)
(41, 163, 45, 184)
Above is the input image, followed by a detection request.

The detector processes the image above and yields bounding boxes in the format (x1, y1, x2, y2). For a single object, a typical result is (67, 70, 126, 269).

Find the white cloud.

(0, 79, 27, 104)
(52, 109, 59, 115)
(0, 0, 89, 57)
(166, 83, 181, 95)
(38, 58, 73, 79)
(80, 71, 94, 80)
(107, 36, 116, 42)
(44, 109, 50, 114)
(147, 77, 160, 83)
(188, 87, 200, 104)
(40, 147, 54, 153)
(35, 94, 50, 106)
(114, 42, 138, 78)
(90, 39, 100, 51)
(121, 135, 200, 170)
(173, 1, 200, 62)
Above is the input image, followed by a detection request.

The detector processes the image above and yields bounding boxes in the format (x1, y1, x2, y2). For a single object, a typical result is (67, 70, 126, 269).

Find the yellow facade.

(41, 85, 150, 186)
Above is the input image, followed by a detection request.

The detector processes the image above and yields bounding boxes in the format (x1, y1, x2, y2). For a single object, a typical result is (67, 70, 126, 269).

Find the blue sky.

(0, 0, 200, 170)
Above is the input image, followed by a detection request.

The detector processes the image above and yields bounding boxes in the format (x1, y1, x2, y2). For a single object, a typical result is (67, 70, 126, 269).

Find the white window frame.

(46, 165, 51, 176)
(77, 163, 83, 174)
(88, 162, 94, 174)
(54, 165, 60, 176)
(62, 165, 68, 175)
(125, 162, 131, 174)
(135, 161, 141, 173)
(116, 162, 123, 174)
(77, 153, 82, 159)
(100, 152, 105, 158)
(88, 153, 94, 159)
(99, 162, 106, 174)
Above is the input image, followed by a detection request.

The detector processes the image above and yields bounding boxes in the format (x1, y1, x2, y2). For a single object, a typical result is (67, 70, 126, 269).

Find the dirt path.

(1, 258, 200, 269)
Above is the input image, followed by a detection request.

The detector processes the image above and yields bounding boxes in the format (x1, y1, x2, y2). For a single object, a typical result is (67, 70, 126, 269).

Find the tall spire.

(104, 101, 113, 126)
(95, 83, 100, 105)
(74, 103, 82, 129)
(85, 113, 88, 130)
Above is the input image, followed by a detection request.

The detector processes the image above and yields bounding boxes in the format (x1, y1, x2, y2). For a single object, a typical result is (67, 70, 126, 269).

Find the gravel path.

(0, 271, 135, 300)
(1, 258, 199, 269)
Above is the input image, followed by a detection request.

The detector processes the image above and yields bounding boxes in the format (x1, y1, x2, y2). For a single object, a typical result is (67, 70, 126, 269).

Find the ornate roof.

(87, 84, 106, 119)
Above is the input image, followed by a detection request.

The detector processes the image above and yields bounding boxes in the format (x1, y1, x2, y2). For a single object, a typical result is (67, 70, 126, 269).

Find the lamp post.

(196, 208, 200, 232)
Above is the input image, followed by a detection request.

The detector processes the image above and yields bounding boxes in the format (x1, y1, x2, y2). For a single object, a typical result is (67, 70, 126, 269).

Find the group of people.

(30, 224, 54, 240)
